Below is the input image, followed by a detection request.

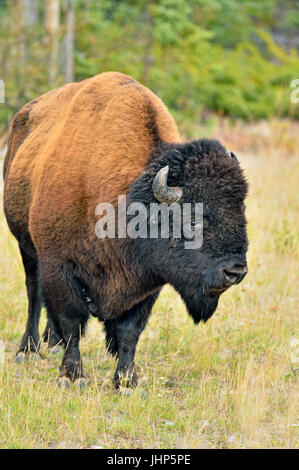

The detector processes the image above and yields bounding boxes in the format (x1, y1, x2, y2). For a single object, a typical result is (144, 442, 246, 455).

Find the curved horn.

(152, 165, 183, 204)
(230, 151, 238, 161)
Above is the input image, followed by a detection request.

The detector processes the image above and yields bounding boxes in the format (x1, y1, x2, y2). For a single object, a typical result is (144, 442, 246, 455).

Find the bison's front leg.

(104, 292, 160, 389)
(58, 334, 85, 388)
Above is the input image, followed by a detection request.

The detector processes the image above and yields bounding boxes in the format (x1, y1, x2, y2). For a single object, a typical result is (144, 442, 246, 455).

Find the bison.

(3, 72, 248, 389)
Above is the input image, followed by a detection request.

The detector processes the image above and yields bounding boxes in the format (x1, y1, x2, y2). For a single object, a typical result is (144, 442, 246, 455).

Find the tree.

(65, 0, 75, 82)
(22, 0, 39, 27)
(45, 0, 60, 85)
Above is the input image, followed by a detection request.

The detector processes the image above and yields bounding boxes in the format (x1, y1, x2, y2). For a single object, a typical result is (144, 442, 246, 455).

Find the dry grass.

(0, 119, 298, 448)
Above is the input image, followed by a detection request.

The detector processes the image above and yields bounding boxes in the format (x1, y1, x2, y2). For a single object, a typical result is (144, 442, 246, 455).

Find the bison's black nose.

(220, 263, 248, 286)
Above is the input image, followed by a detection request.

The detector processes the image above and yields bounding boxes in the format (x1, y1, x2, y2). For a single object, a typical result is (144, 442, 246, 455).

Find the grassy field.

(0, 120, 298, 449)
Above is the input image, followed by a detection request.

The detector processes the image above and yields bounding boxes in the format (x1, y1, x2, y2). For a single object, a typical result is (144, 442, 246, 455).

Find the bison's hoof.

(119, 386, 131, 397)
(15, 352, 26, 364)
(28, 352, 40, 362)
(118, 387, 147, 399)
(57, 377, 71, 389)
(74, 377, 87, 389)
(113, 373, 138, 390)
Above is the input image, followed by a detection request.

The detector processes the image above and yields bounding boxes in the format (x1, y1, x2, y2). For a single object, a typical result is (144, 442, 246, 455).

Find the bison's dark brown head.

(128, 139, 248, 323)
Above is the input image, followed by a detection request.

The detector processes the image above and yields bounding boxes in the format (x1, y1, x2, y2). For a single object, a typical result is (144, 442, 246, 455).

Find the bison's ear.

(230, 151, 238, 161)
(152, 165, 183, 204)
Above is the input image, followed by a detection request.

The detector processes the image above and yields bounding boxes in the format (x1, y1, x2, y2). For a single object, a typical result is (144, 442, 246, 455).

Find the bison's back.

(4, 72, 180, 255)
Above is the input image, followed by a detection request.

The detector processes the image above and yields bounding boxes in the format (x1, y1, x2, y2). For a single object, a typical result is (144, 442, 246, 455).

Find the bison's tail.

(3, 101, 35, 183)
(3, 131, 13, 182)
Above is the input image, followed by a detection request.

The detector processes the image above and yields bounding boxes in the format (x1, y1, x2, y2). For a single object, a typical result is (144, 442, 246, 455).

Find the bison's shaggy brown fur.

(4, 72, 179, 250)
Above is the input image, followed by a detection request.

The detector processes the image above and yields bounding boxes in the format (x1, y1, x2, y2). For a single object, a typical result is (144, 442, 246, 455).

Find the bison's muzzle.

(219, 262, 248, 287)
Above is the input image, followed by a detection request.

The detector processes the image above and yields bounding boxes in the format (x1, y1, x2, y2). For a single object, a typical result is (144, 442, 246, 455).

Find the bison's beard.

(184, 289, 220, 324)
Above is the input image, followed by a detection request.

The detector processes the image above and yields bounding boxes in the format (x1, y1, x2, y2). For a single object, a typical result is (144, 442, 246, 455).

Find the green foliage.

(0, 0, 298, 134)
